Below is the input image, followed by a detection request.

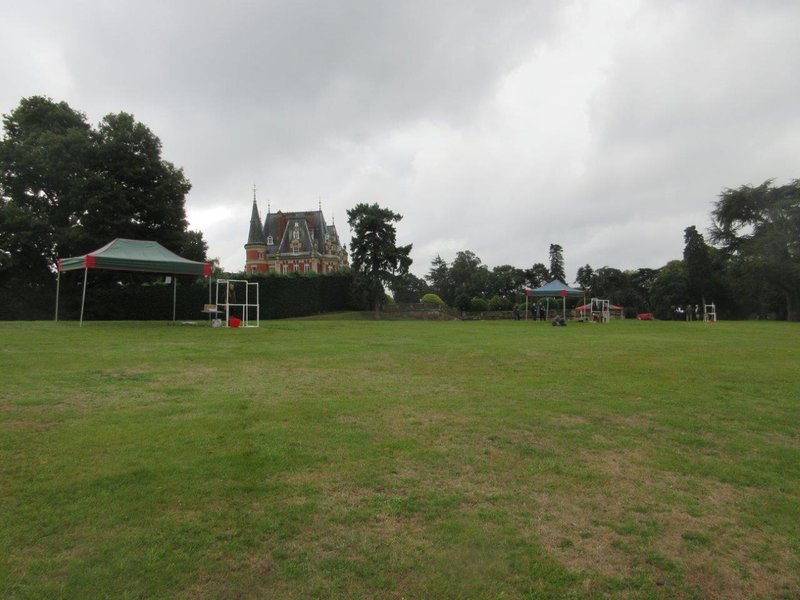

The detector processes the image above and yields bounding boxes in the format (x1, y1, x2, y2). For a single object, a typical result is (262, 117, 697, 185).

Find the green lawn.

(1, 318, 798, 599)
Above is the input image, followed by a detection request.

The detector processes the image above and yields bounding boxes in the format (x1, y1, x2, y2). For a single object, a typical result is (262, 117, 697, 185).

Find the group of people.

(513, 305, 548, 321)
(671, 304, 702, 321)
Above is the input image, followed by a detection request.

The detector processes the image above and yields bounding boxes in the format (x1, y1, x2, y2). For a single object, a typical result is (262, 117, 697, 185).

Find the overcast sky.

(2, 0, 799, 280)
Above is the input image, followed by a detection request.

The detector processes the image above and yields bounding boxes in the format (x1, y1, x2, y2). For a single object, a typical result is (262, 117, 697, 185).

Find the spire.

(246, 188, 265, 246)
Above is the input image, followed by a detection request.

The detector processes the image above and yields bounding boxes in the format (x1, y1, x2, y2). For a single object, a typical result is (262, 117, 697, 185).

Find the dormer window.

(292, 223, 300, 241)
(266, 235, 273, 245)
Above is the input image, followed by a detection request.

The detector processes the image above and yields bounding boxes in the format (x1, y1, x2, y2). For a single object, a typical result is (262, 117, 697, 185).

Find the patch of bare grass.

(530, 448, 799, 598)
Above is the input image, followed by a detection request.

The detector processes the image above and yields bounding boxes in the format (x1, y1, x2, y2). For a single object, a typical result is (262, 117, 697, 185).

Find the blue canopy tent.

(527, 279, 585, 321)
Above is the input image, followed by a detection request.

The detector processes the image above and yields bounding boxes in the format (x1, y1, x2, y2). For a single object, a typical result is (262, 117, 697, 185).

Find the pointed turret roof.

(247, 197, 265, 245)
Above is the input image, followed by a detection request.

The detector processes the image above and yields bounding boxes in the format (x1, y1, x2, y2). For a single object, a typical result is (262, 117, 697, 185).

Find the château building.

(244, 195, 348, 275)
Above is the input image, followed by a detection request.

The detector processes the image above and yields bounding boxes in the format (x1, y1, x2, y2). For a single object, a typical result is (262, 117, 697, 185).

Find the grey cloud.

(2, 0, 798, 281)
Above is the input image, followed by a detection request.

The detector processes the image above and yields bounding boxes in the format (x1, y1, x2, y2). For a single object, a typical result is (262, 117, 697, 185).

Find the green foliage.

(683, 225, 713, 305)
(525, 263, 550, 288)
(0, 96, 207, 299)
(0, 272, 353, 321)
(548, 243, 565, 282)
(420, 292, 445, 306)
(487, 295, 512, 311)
(487, 264, 525, 300)
(390, 272, 430, 303)
(649, 260, 688, 319)
(426, 254, 451, 304)
(711, 179, 800, 320)
(245, 272, 353, 319)
(469, 297, 489, 312)
(575, 266, 656, 314)
(347, 203, 412, 311)
(449, 250, 489, 301)
(454, 293, 472, 312)
(575, 264, 594, 290)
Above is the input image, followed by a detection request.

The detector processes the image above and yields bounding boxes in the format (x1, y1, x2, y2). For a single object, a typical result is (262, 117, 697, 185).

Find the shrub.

(26, 271, 355, 321)
(469, 297, 489, 312)
(488, 295, 512, 311)
(420, 293, 445, 306)
(454, 294, 471, 312)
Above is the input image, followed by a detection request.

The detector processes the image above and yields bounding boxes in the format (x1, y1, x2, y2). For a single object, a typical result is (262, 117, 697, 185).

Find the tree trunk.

(786, 290, 800, 321)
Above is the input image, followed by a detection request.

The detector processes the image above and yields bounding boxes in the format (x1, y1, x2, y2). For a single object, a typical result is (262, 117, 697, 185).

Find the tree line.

(3, 96, 798, 320)
(387, 182, 800, 321)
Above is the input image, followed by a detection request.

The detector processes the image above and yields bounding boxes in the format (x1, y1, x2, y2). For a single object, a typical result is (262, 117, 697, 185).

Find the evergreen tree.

(683, 225, 713, 306)
(347, 203, 412, 314)
(548, 243, 565, 282)
(711, 180, 800, 320)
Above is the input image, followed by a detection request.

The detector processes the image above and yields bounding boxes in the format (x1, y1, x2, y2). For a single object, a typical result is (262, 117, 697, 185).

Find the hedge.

(0, 272, 354, 321)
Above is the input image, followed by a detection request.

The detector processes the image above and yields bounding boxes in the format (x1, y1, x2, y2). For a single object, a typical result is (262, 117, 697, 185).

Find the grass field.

(1, 317, 798, 599)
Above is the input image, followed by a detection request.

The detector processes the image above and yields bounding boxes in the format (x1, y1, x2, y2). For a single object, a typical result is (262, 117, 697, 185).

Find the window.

(304, 263, 310, 273)
(282, 264, 288, 274)
(267, 235, 273, 245)
(293, 263, 299, 272)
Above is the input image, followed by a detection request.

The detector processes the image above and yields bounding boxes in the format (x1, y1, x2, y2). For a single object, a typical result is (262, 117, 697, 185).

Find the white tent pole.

(55, 270, 61, 322)
(172, 275, 177, 323)
(79, 267, 88, 327)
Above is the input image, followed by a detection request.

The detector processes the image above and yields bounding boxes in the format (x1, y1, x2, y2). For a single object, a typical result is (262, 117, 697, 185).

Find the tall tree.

(390, 272, 430, 303)
(525, 262, 550, 288)
(548, 243, 565, 282)
(449, 250, 489, 307)
(575, 264, 594, 291)
(347, 203, 412, 313)
(88, 112, 193, 253)
(427, 254, 452, 304)
(488, 264, 525, 299)
(0, 97, 92, 285)
(0, 96, 206, 292)
(711, 179, 800, 320)
(683, 225, 713, 306)
(650, 260, 688, 319)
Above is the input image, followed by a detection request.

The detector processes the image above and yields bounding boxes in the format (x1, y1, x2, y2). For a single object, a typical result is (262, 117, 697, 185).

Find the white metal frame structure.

(704, 302, 717, 323)
(215, 279, 260, 327)
(591, 298, 611, 323)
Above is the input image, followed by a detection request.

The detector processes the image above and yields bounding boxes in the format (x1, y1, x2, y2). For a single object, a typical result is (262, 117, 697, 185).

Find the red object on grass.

(637, 313, 654, 320)
(230, 317, 241, 328)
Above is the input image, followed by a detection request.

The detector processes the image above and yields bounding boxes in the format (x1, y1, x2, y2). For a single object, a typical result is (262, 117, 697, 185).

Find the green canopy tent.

(527, 279, 585, 321)
(56, 238, 212, 325)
